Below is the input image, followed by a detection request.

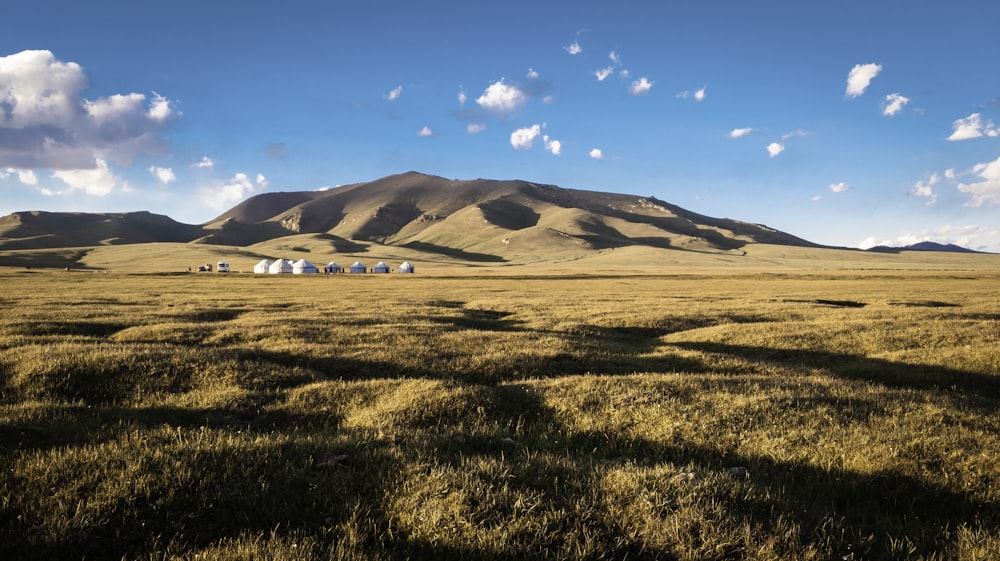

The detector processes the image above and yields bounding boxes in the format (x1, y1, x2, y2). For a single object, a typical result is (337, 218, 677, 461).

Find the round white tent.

(253, 259, 272, 274)
(398, 261, 415, 274)
(292, 258, 318, 274)
(372, 261, 390, 274)
(268, 259, 294, 274)
(349, 261, 366, 274)
(325, 262, 342, 274)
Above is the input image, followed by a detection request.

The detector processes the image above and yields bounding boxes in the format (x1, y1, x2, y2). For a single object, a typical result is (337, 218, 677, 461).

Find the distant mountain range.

(0, 171, 983, 259)
(865, 241, 985, 254)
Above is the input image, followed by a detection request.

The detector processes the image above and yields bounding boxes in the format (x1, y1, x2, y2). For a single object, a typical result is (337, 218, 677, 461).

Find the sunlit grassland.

(1, 266, 998, 560)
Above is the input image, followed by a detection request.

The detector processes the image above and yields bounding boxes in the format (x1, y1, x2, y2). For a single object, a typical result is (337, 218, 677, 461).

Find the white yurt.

(372, 261, 390, 274)
(349, 261, 366, 274)
(292, 258, 318, 274)
(268, 258, 294, 274)
(398, 261, 415, 274)
(253, 259, 272, 274)
(325, 262, 341, 274)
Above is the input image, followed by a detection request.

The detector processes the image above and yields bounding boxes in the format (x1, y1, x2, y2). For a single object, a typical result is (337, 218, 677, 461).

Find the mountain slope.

(1, 171, 821, 260)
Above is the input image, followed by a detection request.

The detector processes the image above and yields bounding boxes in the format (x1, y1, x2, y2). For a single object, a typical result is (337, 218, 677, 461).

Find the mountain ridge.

(4, 171, 827, 261)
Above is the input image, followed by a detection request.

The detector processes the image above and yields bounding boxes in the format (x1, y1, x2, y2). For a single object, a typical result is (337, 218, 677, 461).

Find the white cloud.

(811, 195, 823, 202)
(510, 124, 541, 150)
(828, 182, 851, 193)
(944, 168, 956, 181)
(947, 113, 1000, 141)
(457, 89, 467, 106)
(595, 67, 613, 81)
(1, 168, 39, 185)
(729, 127, 753, 138)
(52, 158, 119, 196)
(149, 166, 175, 184)
(476, 79, 527, 114)
(467, 123, 486, 134)
(417, 126, 433, 137)
(199, 172, 268, 209)
(589, 148, 604, 160)
(543, 135, 561, 156)
(193, 156, 215, 169)
(781, 129, 810, 141)
(629, 77, 653, 96)
(766, 142, 785, 158)
(0, 50, 177, 170)
(845, 63, 882, 97)
(908, 172, 940, 205)
(957, 155, 1000, 207)
(609, 51, 621, 65)
(677, 87, 706, 101)
(386, 86, 403, 101)
(526, 68, 539, 79)
(565, 40, 582, 55)
(882, 93, 910, 116)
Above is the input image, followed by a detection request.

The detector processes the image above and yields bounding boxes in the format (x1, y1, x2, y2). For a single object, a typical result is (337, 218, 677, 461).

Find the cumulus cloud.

(149, 166, 175, 184)
(199, 172, 268, 209)
(957, 155, 1000, 207)
(52, 158, 120, 196)
(947, 113, 1000, 141)
(882, 93, 910, 116)
(729, 127, 754, 138)
(476, 79, 527, 114)
(589, 148, 604, 160)
(609, 51, 622, 65)
(629, 77, 653, 96)
(908, 173, 940, 205)
(828, 182, 851, 193)
(595, 67, 613, 81)
(766, 142, 785, 158)
(0, 49, 178, 173)
(386, 85, 403, 100)
(845, 63, 882, 97)
(543, 135, 561, 156)
(417, 126, 433, 137)
(565, 40, 582, 55)
(510, 124, 541, 150)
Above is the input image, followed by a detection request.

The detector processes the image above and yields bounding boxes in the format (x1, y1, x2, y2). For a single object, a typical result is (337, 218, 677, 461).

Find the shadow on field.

(670, 342, 1000, 400)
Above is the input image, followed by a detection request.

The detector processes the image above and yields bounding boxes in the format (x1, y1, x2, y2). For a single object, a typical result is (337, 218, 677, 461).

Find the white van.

(217, 261, 230, 273)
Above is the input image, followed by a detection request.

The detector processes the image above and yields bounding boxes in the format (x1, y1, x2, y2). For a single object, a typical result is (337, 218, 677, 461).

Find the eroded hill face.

(0, 171, 819, 260)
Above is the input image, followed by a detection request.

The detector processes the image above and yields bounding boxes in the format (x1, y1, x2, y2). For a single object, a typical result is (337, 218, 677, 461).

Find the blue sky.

(2, 0, 999, 251)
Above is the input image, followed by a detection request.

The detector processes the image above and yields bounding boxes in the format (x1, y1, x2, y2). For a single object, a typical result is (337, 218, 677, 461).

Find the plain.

(1, 256, 998, 560)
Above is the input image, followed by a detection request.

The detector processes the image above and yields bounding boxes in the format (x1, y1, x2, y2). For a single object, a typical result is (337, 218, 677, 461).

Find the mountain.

(866, 241, 984, 254)
(1, 171, 821, 260)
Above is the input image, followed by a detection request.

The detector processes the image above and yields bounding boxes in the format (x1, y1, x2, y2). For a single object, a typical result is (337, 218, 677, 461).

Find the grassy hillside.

(1, 266, 998, 560)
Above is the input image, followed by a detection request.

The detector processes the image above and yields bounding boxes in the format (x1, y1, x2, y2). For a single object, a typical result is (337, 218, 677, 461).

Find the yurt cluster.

(252, 258, 414, 275)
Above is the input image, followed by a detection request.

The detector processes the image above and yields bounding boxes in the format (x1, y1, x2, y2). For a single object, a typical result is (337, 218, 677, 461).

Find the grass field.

(1, 260, 999, 560)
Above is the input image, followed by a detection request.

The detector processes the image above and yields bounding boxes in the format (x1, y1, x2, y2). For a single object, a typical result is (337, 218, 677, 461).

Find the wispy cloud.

(677, 87, 706, 101)
(729, 127, 754, 138)
(417, 126, 433, 137)
(845, 63, 882, 97)
(466, 123, 486, 134)
(947, 113, 999, 141)
(199, 172, 268, 209)
(957, 155, 1000, 207)
(828, 182, 850, 193)
(595, 67, 613, 81)
(193, 156, 215, 169)
(908, 173, 940, 205)
(882, 93, 910, 116)
(564, 39, 582, 55)
(386, 85, 403, 101)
